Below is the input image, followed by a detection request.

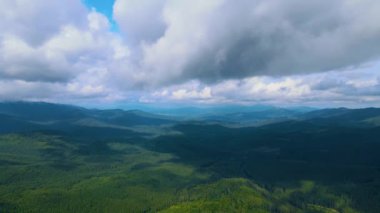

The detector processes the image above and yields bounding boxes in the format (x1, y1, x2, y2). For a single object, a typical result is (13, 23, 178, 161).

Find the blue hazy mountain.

(0, 102, 177, 135)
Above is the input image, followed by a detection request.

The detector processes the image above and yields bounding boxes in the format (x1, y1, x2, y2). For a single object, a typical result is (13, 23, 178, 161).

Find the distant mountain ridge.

(301, 107, 380, 127)
(0, 102, 177, 134)
(1, 102, 380, 135)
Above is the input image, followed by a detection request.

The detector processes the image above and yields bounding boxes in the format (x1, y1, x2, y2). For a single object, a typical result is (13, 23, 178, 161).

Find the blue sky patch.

(82, 0, 118, 31)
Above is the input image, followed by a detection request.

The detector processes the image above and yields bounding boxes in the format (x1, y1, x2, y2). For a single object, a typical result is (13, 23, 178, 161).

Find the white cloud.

(140, 65, 380, 107)
(113, 0, 167, 44)
(1, 0, 380, 107)
(171, 87, 212, 100)
(0, 0, 87, 46)
(0, 0, 133, 103)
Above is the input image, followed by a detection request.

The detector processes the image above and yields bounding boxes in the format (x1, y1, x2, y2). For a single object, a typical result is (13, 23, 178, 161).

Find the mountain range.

(1, 102, 380, 212)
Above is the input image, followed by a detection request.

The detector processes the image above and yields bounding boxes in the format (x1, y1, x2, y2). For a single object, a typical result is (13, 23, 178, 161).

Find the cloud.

(0, 78, 125, 104)
(0, 0, 133, 103)
(114, 0, 380, 86)
(0, 0, 87, 46)
(0, 0, 130, 83)
(113, 0, 167, 45)
(145, 77, 312, 105)
(140, 64, 380, 107)
(1, 0, 380, 107)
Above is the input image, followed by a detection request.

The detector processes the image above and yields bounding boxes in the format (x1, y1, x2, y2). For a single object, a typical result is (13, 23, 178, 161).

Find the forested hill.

(1, 102, 380, 212)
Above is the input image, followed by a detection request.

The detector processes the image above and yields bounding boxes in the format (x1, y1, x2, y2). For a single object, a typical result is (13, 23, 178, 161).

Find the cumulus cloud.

(140, 64, 380, 107)
(0, 79, 125, 104)
(114, 0, 380, 86)
(0, 0, 131, 84)
(113, 0, 167, 45)
(0, 0, 133, 103)
(0, 0, 87, 46)
(1, 0, 380, 107)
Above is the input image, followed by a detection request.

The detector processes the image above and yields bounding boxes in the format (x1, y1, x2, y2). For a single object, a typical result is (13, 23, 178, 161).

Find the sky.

(82, 0, 118, 31)
(0, 0, 380, 108)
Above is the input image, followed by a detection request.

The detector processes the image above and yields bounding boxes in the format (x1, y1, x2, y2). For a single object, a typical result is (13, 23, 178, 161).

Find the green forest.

(1, 102, 380, 212)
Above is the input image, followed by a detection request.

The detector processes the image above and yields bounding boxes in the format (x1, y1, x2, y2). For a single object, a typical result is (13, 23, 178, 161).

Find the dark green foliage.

(1, 102, 380, 212)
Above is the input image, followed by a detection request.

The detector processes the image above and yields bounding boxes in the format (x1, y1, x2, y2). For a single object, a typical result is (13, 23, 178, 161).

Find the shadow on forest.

(146, 123, 380, 185)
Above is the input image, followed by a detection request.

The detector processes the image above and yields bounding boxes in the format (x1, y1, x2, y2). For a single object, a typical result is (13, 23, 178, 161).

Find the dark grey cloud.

(114, 0, 380, 86)
(190, 0, 380, 81)
(311, 78, 352, 91)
